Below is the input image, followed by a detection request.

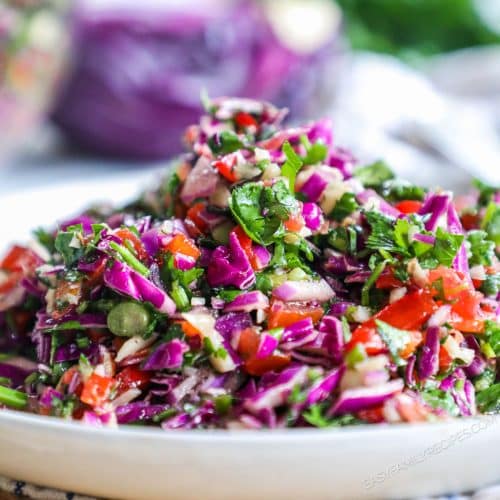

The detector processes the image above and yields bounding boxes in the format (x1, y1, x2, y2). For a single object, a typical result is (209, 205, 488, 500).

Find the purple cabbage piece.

(318, 315, 344, 362)
(78, 254, 108, 273)
(215, 312, 252, 337)
(305, 365, 345, 406)
(418, 193, 450, 232)
(207, 232, 255, 289)
(143, 339, 189, 371)
(224, 290, 269, 313)
(272, 279, 334, 302)
(463, 336, 486, 378)
(280, 318, 317, 351)
(357, 190, 400, 218)
(328, 379, 404, 416)
(329, 301, 354, 317)
(39, 387, 63, 408)
(307, 118, 333, 147)
(59, 215, 94, 235)
(173, 253, 197, 271)
(324, 253, 363, 274)
(328, 147, 355, 179)
(141, 229, 161, 257)
(418, 326, 440, 379)
(255, 333, 279, 359)
(405, 355, 416, 387)
(35, 312, 107, 331)
(116, 402, 168, 424)
(104, 260, 176, 315)
(253, 245, 271, 268)
(245, 365, 309, 413)
(413, 233, 436, 246)
(446, 203, 469, 274)
(302, 202, 323, 231)
(299, 172, 328, 202)
(0, 362, 35, 388)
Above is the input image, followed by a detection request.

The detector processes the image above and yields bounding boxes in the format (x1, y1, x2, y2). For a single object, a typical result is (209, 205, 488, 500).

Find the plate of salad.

(0, 97, 499, 500)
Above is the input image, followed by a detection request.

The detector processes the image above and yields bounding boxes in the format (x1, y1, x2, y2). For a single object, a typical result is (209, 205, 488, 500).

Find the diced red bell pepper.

(347, 289, 437, 355)
(80, 373, 114, 407)
(164, 233, 200, 260)
(267, 300, 324, 329)
(234, 112, 258, 130)
(214, 160, 238, 183)
(245, 353, 291, 376)
(428, 266, 469, 300)
(375, 268, 404, 289)
(395, 200, 423, 214)
(186, 202, 208, 233)
(0, 245, 40, 273)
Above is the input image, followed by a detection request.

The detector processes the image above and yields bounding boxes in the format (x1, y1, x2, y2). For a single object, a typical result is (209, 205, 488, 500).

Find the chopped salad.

(0, 96, 499, 429)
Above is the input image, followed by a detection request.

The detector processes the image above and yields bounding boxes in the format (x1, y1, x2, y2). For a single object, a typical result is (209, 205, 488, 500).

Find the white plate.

(1, 409, 499, 499)
(1, 169, 495, 500)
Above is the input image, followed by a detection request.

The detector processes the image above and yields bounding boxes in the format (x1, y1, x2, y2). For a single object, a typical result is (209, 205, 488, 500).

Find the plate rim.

(1, 408, 498, 443)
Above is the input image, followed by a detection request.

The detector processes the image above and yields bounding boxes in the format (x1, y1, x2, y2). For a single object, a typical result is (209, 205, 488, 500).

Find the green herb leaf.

(432, 228, 464, 267)
(421, 387, 460, 416)
(476, 383, 500, 413)
(54, 228, 84, 267)
(229, 180, 298, 245)
(466, 230, 495, 266)
(208, 131, 245, 155)
(354, 160, 394, 188)
(330, 192, 359, 222)
(281, 141, 303, 192)
(375, 320, 411, 366)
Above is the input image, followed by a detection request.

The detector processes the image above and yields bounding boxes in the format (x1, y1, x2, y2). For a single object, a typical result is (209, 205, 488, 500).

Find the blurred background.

(0, 0, 499, 207)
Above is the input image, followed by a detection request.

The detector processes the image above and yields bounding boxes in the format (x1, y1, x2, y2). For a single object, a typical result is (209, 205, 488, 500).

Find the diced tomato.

(115, 367, 151, 393)
(284, 213, 305, 232)
(438, 344, 453, 371)
(375, 268, 404, 289)
(397, 397, 429, 422)
(0, 245, 40, 273)
(347, 324, 387, 356)
(267, 300, 324, 329)
(449, 289, 485, 333)
(114, 229, 148, 262)
(460, 212, 480, 231)
(87, 329, 107, 344)
(0, 272, 22, 294)
(164, 233, 200, 260)
(375, 289, 437, 330)
(234, 112, 258, 130)
(357, 405, 385, 423)
(347, 290, 437, 355)
(237, 328, 260, 360)
(61, 366, 79, 386)
(186, 202, 208, 233)
(395, 200, 423, 214)
(214, 160, 238, 183)
(245, 353, 291, 376)
(80, 373, 114, 407)
(428, 267, 469, 300)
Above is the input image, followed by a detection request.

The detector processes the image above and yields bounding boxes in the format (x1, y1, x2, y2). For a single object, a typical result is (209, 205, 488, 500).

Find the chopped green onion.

(107, 301, 151, 337)
(0, 385, 28, 409)
(109, 241, 149, 276)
